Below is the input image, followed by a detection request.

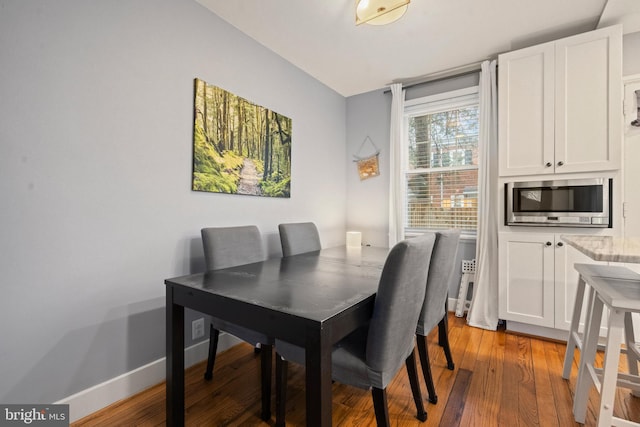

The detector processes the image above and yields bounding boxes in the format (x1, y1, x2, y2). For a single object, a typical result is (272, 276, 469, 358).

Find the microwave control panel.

(508, 215, 610, 227)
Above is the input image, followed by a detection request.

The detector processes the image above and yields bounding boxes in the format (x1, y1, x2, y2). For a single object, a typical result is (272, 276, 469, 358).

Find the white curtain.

(388, 83, 405, 247)
(467, 60, 499, 330)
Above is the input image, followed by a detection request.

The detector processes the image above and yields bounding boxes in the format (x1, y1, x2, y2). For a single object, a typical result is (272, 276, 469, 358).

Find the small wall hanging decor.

(192, 78, 291, 198)
(353, 136, 380, 180)
(632, 90, 640, 127)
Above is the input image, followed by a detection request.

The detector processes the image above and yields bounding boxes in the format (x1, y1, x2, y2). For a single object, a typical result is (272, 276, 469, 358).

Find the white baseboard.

(505, 321, 569, 341)
(57, 334, 241, 423)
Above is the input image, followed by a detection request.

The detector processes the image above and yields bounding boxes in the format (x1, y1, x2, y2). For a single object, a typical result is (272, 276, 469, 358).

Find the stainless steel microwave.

(505, 178, 612, 228)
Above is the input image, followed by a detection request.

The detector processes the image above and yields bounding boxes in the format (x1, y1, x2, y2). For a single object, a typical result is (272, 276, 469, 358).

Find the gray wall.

(0, 0, 348, 404)
(345, 90, 391, 248)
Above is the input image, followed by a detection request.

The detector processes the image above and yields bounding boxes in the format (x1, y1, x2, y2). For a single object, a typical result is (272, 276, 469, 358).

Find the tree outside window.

(404, 91, 479, 233)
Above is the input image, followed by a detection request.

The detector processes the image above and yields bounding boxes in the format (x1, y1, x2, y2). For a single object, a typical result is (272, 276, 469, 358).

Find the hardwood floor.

(72, 314, 640, 426)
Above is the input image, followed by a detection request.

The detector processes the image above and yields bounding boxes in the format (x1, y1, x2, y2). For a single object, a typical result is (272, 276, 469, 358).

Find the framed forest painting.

(192, 78, 291, 197)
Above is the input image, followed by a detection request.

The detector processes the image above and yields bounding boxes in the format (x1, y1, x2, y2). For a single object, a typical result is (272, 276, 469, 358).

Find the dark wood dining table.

(165, 245, 389, 426)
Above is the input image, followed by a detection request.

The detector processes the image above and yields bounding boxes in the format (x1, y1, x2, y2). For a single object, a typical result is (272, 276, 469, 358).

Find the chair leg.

(438, 300, 449, 346)
(372, 387, 390, 427)
(405, 350, 428, 421)
(275, 353, 288, 427)
(260, 344, 273, 421)
(204, 325, 220, 380)
(438, 314, 455, 370)
(416, 335, 437, 404)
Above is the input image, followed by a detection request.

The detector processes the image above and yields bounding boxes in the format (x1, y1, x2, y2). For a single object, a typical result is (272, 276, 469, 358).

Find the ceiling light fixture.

(355, 0, 410, 26)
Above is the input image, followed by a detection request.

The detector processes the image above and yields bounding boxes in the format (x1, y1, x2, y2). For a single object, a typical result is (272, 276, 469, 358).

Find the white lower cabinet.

(499, 232, 605, 330)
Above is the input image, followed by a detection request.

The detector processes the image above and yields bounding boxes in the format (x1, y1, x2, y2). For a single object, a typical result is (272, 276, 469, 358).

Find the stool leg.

(573, 290, 603, 424)
(563, 275, 587, 379)
(597, 309, 626, 427)
(624, 312, 640, 397)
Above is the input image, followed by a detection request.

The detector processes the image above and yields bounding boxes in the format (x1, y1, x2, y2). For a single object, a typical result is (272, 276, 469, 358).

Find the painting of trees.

(192, 78, 291, 197)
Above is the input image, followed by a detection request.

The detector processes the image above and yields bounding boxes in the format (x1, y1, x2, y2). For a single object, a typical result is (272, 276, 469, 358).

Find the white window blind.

(404, 88, 479, 233)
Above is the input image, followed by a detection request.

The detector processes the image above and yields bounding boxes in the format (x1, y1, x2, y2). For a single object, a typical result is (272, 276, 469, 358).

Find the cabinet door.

(499, 232, 555, 327)
(498, 43, 555, 176)
(554, 25, 622, 173)
(553, 237, 607, 331)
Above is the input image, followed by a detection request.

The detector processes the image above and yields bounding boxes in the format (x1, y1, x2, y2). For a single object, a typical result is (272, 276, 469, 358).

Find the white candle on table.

(346, 231, 362, 247)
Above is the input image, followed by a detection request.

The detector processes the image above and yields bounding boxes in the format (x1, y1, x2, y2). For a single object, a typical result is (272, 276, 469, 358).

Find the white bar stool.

(562, 264, 640, 379)
(572, 273, 640, 426)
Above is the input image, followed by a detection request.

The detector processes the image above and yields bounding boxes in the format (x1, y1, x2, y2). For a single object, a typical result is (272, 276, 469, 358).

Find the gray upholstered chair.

(201, 225, 274, 421)
(278, 222, 321, 256)
(415, 229, 460, 404)
(274, 233, 437, 426)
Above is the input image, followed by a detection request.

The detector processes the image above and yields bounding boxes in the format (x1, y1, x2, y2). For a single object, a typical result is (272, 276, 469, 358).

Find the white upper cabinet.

(499, 42, 555, 176)
(499, 26, 622, 177)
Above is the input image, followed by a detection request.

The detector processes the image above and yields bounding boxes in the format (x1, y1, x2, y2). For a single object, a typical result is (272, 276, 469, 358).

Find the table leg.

(260, 344, 273, 420)
(305, 329, 332, 427)
(166, 286, 185, 427)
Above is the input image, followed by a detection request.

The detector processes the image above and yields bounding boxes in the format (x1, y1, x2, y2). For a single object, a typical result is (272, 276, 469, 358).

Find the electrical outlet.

(192, 318, 205, 340)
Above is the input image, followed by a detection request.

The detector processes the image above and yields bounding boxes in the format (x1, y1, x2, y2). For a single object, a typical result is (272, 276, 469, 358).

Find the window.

(404, 87, 479, 234)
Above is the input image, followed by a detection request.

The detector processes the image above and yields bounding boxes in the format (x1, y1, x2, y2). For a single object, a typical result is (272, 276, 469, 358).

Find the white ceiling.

(196, 0, 639, 97)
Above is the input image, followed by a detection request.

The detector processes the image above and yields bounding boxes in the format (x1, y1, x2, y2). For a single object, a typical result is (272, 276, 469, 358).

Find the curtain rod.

(383, 60, 489, 94)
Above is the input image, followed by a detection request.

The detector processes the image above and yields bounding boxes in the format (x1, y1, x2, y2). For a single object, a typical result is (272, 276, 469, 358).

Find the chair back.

(201, 225, 264, 270)
(416, 230, 461, 335)
(278, 222, 321, 257)
(365, 233, 436, 379)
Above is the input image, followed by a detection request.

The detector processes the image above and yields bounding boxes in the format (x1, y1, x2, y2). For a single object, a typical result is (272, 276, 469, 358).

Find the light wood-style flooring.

(72, 314, 640, 426)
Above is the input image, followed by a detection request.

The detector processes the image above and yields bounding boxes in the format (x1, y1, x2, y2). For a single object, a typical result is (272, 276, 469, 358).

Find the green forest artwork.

(192, 78, 291, 198)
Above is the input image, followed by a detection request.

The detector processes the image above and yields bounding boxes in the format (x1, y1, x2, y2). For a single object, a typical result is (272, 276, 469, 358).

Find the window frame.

(402, 86, 480, 236)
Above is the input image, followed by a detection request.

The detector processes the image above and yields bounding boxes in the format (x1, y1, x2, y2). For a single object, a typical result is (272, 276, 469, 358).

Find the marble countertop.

(561, 235, 640, 263)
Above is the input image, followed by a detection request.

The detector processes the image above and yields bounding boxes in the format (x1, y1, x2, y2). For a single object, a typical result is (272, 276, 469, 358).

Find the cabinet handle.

(545, 162, 552, 167)
(557, 242, 564, 247)
(546, 241, 552, 246)
(557, 161, 564, 166)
